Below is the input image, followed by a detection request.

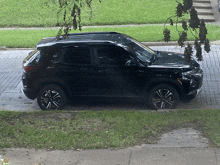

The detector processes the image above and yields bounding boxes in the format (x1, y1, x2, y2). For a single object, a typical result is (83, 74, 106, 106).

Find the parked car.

(22, 32, 203, 110)
(219, 0, 220, 12)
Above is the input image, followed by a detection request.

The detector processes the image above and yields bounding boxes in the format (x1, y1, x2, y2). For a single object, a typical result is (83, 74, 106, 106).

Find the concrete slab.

(0, 148, 48, 165)
(1, 148, 131, 165)
(0, 46, 6, 50)
(215, 149, 220, 164)
(1, 147, 219, 165)
(197, 8, 214, 15)
(210, 0, 220, 22)
(193, 0, 211, 3)
(142, 128, 209, 148)
(198, 15, 216, 21)
(0, 82, 40, 111)
(129, 148, 217, 165)
(193, 3, 212, 9)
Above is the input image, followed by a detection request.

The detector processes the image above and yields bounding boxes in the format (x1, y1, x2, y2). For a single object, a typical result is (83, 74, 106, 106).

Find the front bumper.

(188, 86, 202, 96)
(196, 87, 202, 96)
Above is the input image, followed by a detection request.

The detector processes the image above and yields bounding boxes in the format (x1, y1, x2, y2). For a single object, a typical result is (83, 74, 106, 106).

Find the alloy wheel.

(40, 89, 61, 110)
(152, 89, 174, 109)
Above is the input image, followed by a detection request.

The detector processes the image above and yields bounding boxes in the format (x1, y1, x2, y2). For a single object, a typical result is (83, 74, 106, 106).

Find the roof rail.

(67, 31, 119, 36)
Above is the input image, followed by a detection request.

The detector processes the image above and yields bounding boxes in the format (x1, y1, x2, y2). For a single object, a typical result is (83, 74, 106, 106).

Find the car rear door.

(57, 45, 97, 96)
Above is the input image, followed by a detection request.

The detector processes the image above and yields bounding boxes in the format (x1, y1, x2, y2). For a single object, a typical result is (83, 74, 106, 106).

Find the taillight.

(24, 66, 36, 72)
(23, 50, 41, 73)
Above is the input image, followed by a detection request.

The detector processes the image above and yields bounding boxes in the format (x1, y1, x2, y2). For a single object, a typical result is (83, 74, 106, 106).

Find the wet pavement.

(0, 45, 220, 111)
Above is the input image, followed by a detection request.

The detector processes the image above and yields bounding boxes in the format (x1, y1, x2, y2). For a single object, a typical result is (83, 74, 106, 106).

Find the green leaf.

(189, 7, 200, 29)
(183, 0, 192, 13)
(204, 39, 210, 53)
(176, 3, 183, 17)
(170, 19, 173, 26)
(163, 28, 171, 42)
(73, 18, 77, 30)
(195, 40, 202, 61)
(199, 20, 207, 43)
(178, 31, 187, 47)
(184, 44, 193, 63)
(182, 21, 188, 31)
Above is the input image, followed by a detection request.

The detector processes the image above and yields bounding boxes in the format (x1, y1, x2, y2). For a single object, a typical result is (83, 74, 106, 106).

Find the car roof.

(36, 32, 128, 49)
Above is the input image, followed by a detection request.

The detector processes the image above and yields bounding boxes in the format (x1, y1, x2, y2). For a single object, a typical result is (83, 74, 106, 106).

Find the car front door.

(93, 44, 143, 97)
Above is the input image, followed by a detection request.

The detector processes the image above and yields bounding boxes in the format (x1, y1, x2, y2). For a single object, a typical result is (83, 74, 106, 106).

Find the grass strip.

(0, 24, 220, 48)
(0, 0, 183, 27)
(0, 109, 219, 150)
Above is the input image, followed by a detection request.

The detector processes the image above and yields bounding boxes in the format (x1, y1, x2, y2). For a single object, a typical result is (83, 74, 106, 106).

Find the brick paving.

(152, 45, 220, 109)
(0, 46, 219, 111)
(0, 50, 31, 95)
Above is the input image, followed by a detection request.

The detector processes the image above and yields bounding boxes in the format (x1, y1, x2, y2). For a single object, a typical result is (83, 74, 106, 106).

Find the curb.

(0, 47, 34, 50)
(142, 41, 195, 46)
(1, 41, 220, 50)
(144, 41, 220, 46)
(0, 46, 6, 50)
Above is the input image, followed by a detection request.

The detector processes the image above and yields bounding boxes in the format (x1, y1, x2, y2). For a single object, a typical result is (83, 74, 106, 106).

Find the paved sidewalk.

(1, 146, 220, 165)
(0, 127, 218, 165)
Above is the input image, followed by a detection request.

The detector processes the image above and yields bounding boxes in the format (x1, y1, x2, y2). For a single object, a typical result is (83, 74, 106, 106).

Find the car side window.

(96, 46, 131, 65)
(61, 46, 91, 64)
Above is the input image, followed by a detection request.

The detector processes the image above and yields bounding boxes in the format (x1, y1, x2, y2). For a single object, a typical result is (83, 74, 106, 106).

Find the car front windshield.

(125, 36, 155, 63)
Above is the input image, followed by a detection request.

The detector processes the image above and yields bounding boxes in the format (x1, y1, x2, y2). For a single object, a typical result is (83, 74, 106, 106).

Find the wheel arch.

(33, 78, 72, 99)
(144, 78, 184, 99)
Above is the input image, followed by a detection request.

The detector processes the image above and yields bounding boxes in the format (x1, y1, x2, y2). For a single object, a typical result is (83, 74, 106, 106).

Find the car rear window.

(24, 50, 41, 65)
(62, 47, 91, 64)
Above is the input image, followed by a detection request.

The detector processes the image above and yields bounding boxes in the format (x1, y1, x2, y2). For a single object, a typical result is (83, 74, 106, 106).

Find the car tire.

(147, 84, 179, 110)
(37, 84, 67, 110)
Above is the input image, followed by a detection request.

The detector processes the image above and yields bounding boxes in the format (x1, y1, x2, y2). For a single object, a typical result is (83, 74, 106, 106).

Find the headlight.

(182, 70, 195, 79)
(193, 69, 203, 78)
(190, 78, 196, 88)
(182, 67, 203, 80)
(194, 73, 203, 78)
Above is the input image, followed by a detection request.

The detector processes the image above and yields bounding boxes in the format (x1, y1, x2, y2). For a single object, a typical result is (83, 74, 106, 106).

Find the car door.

(93, 44, 143, 97)
(56, 45, 97, 96)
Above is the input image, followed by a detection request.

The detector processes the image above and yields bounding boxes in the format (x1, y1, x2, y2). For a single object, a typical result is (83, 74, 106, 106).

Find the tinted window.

(62, 47, 91, 64)
(23, 50, 41, 66)
(96, 46, 130, 65)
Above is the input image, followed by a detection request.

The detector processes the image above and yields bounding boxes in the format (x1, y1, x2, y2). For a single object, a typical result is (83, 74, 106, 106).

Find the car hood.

(148, 51, 199, 70)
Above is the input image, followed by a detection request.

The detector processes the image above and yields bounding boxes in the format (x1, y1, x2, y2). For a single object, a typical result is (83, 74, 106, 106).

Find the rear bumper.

(21, 87, 37, 100)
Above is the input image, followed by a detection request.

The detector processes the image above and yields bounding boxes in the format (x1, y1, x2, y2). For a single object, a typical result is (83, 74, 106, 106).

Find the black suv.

(22, 32, 203, 110)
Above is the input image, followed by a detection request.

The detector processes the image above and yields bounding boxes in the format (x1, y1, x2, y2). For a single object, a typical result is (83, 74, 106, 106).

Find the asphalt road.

(0, 45, 220, 111)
